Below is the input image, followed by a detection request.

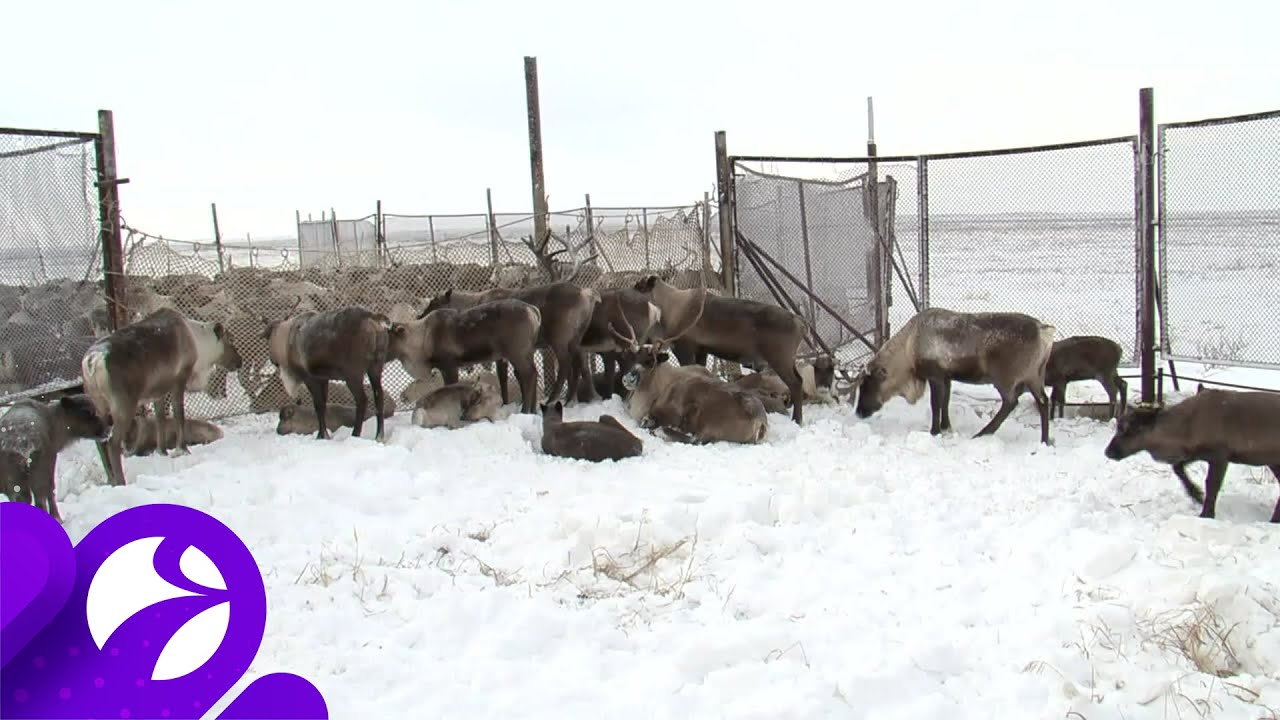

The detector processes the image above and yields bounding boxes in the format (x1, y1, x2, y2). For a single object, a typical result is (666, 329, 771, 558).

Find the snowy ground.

(32, 362, 1280, 719)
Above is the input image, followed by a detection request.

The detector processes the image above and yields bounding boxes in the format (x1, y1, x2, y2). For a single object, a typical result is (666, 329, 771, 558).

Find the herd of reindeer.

(3, 247, 1280, 529)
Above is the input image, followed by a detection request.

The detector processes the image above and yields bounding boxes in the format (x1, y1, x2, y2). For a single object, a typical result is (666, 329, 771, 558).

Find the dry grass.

(1135, 603, 1243, 678)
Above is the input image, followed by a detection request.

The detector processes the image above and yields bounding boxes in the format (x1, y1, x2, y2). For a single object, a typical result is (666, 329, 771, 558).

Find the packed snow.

(29, 362, 1280, 719)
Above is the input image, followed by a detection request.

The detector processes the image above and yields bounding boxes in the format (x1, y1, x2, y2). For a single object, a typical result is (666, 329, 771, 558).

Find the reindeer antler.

(653, 245, 709, 352)
(605, 292, 639, 350)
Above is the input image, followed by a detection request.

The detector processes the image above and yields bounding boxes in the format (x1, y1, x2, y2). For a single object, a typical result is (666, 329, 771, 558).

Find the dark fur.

(539, 401, 643, 462)
(728, 373, 790, 414)
(420, 282, 600, 406)
(81, 307, 243, 485)
(634, 275, 808, 425)
(1045, 335, 1128, 420)
(0, 395, 111, 523)
(578, 288, 662, 400)
(264, 305, 390, 442)
(623, 345, 769, 445)
(392, 299, 541, 414)
(1103, 389, 1280, 522)
(854, 308, 1056, 444)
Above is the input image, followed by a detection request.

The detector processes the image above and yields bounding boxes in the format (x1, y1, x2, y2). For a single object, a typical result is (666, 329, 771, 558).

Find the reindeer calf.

(540, 401, 643, 462)
(276, 403, 376, 436)
(411, 376, 503, 430)
(81, 307, 243, 485)
(1045, 335, 1128, 420)
(1104, 389, 1280, 522)
(0, 394, 111, 523)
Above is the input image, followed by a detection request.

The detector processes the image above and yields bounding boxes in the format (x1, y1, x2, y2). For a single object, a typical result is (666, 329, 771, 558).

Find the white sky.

(4, 0, 1278, 240)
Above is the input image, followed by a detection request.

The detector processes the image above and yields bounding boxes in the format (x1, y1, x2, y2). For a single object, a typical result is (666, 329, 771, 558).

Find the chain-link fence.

(0, 128, 107, 403)
(731, 160, 908, 367)
(115, 201, 715, 420)
(1158, 111, 1280, 368)
(922, 139, 1141, 365)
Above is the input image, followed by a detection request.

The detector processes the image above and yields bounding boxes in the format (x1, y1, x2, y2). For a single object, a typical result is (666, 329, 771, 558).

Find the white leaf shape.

(150, 600, 230, 681)
(179, 544, 226, 591)
(86, 537, 201, 652)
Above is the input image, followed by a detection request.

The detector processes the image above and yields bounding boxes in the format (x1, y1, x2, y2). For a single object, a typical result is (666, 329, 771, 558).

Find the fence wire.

(922, 140, 1140, 365)
(731, 160, 901, 367)
(0, 130, 106, 403)
(1158, 112, 1280, 368)
(116, 203, 713, 420)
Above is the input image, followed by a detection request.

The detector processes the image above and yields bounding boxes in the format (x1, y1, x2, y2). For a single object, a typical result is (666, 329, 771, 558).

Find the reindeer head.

(420, 290, 454, 318)
(1103, 402, 1165, 460)
(212, 322, 243, 371)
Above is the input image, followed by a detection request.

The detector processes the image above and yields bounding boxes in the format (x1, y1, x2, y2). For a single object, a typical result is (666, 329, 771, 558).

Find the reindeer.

(852, 308, 1056, 444)
(124, 415, 224, 456)
(1103, 389, 1280, 523)
(392, 299, 542, 414)
(623, 344, 770, 445)
(275, 402, 393, 436)
(1044, 335, 1128, 420)
(633, 273, 809, 425)
(0, 394, 111, 523)
(262, 306, 390, 442)
(577, 288, 663, 401)
(410, 375, 504, 429)
(81, 307, 243, 485)
(419, 282, 600, 407)
(539, 400, 643, 462)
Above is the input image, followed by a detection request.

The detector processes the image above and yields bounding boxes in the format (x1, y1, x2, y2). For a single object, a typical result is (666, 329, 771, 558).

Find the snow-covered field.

(35, 361, 1280, 719)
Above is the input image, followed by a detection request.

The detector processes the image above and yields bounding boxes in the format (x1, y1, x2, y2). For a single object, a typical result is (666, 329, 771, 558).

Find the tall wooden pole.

(714, 130, 735, 296)
(210, 202, 225, 273)
(95, 109, 127, 332)
(524, 56, 548, 245)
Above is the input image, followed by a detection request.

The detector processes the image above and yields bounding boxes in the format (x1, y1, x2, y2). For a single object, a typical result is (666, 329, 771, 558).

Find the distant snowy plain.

(32, 362, 1280, 720)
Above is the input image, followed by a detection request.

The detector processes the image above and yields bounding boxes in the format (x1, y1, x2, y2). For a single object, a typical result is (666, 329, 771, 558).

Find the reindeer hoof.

(171, 447, 191, 457)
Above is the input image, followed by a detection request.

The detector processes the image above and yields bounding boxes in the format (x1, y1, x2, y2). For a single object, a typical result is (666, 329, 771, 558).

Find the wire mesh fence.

(731, 160, 902, 367)
(0, 129, 107, 403)
(922, 139, 1141, 365)
(114, 202, 716, 420)
(1158, 111, 1280, 368)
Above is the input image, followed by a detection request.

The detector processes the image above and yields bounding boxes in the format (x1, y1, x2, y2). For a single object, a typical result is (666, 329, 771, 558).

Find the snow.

(23, 362, 1280, 719)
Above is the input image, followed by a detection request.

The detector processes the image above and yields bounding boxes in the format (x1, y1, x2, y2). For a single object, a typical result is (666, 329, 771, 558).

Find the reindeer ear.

(443, 289, 453, 302)
(212, 322, 225, 340)
(656, 352, 670, 363)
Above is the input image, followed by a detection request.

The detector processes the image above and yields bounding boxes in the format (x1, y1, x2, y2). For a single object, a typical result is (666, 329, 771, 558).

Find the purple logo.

(1, 502, 327, 719)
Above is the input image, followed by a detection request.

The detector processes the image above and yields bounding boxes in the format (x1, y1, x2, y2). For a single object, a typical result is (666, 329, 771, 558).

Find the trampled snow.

(32, 364, 1280, 719)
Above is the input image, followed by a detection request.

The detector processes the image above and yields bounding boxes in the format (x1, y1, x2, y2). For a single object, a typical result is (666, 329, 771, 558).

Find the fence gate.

(729, 159, 904, 366)
(1, 124, 116, 403)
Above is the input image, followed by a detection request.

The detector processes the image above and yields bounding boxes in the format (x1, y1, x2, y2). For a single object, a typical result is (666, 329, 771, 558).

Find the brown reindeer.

(275, 402, 393, 436)
(81, 307, 243, 485)
(392, 299, 542, 414)
(263, 306, 390, 442)
(623, 345, 769, 445)
(577, 288, 663, 401)
(540, 400, 643, 462)
(0, 394, 111, 523)
(853, 308, 1056, 444)
(419, 281, 600, 406)
(727, 372, 790, 414)
(1045, 335, 1128, 420)
(1103, 389, 1280, 523)
(410, 375, 504, 429)
(633, 274, 809, 425)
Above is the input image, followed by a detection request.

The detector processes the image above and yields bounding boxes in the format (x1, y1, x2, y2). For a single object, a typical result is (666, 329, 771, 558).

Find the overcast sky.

(4, 0, 1278, 240)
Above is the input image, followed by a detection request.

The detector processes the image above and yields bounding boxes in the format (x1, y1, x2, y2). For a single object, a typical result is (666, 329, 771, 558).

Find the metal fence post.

(797, 181, 817, 329)
(210, 202, 225, 273)
(486, 188, 499, 265)
(916, 156, 930, 309)
(1138, 87, 1157, 404)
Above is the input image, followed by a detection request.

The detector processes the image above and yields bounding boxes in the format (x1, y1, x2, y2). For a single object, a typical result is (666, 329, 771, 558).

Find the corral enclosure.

(2, 98, 1279, 417)
(724, 105, 1280, 386)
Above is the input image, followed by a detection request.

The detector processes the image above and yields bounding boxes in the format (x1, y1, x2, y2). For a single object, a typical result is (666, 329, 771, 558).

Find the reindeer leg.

(1048, 382, 1063, 420)
(305, 377, 330, 440)
(347, 376, 368, 439)
(1027, 380, 1051, 445)
(440, 363, 460, 386)
(171, 381, 191, 456)
(42, 458, 62, 524)
(927, 378, 945, 435)
(497, 359, 511, 405)
(368, 367, 386, 443)
(514, 355, 538, 414)
(775, 361, 805, 425)
(1098, 374, 1119, 420)
(1114, 375, 1129, 418)
(94, 439, 116, 486)
(1172, 460, 1205, 504)
(974, 385, 1019, 438)
(939, 378, 954, 432)
(546, 347, 573, 404)
(150, 398, 168, 456)
(109, 400, 135, 485)
(1200, 460, 1228, 519)
(1268, 465, 1280, 523)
